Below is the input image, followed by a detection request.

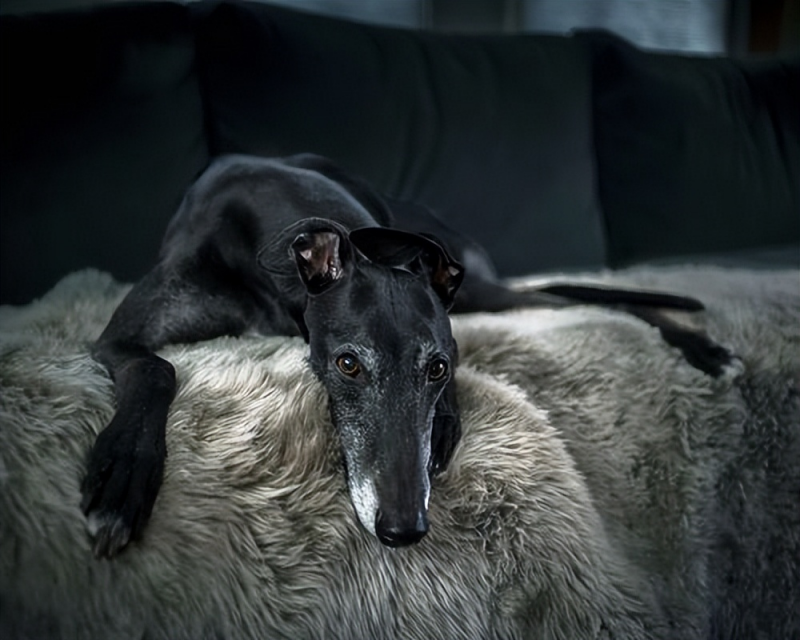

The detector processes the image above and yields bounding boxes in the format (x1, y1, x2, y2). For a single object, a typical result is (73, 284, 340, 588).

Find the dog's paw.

(80, 421, 165, 558)
(664, 328, 737, 378)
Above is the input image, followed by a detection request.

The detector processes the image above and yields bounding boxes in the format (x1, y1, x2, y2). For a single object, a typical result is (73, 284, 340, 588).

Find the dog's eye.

(336, 353, 362, 377)
(427, 358, 449, 382)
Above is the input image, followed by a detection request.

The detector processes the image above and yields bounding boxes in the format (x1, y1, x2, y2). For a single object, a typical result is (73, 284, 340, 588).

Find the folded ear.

(349, 227, 464, 309)
(420, 232, 465, 310)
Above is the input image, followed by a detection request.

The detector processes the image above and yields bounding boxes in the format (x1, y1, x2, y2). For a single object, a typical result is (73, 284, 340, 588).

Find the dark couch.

(1, 0, 798, 305)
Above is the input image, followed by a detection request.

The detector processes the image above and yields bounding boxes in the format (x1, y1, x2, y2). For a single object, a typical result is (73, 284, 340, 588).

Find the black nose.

(374, 509, 429, 547)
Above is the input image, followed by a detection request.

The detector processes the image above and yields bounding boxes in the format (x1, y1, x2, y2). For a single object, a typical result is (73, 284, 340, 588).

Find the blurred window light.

(259, 0, 426, 28)
(522, 0, 729, 53)
(0, 0, 740, 56)
(259, 0, 731, 53)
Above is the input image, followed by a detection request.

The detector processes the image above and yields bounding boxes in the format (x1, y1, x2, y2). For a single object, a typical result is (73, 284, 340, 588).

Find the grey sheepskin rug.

(1, 266, 798, 640)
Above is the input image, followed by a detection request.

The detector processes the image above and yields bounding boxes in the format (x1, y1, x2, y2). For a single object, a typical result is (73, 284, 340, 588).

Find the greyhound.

(81, 154, 731, 558)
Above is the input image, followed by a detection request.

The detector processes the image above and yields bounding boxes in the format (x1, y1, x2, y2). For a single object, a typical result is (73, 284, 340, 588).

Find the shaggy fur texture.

(1, 266, 798, 640)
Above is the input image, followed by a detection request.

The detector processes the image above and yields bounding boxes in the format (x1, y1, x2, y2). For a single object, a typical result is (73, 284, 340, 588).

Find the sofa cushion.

(0, 2, 209, 305)
(193, 0, 606, 277)
(584, 31, 800, 266)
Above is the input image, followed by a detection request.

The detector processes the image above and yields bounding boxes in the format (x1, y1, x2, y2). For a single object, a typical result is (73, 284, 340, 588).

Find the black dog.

(82, 154, 731, 558)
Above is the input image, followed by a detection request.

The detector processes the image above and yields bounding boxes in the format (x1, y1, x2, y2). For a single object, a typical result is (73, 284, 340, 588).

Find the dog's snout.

(374, 508, 429, 547)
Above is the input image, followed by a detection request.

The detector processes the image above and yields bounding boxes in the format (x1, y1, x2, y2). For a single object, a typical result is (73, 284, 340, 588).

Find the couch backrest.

(192, 1, 606, 279)
(581, 31, 800, 266)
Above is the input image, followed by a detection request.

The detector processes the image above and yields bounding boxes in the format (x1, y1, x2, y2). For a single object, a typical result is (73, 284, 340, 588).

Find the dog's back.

(160, 155, 385, 268)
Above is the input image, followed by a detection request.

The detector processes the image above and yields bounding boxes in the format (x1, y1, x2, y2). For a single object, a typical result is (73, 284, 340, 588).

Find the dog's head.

(275, 219, 463, 547)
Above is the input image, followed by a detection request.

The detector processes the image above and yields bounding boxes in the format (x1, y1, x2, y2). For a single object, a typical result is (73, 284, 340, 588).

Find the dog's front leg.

(81, 339, 176, 559)
(81, 260, 261, 556)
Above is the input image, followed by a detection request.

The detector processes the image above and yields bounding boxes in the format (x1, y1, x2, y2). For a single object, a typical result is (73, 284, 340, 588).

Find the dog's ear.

(349, 227, 464, 309)
(258, 218, 352, 294)
(291, 227, 352, 295)
(419, 232, 465, 310)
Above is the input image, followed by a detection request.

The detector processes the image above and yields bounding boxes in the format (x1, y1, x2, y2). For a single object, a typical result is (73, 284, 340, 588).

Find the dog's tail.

(451, 279, 705, 314)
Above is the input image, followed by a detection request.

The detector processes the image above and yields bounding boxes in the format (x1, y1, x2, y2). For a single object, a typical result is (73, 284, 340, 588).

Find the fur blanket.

(1, 266, 798, 640)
